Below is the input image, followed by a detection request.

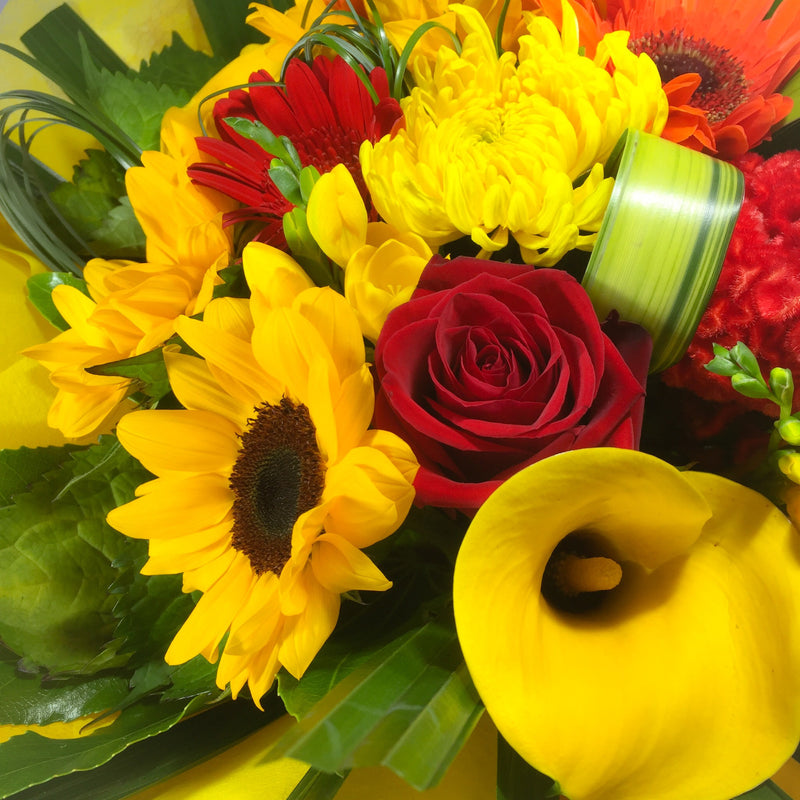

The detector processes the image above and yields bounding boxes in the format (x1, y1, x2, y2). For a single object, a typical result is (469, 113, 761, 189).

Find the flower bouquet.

(3, 0, 800, 798)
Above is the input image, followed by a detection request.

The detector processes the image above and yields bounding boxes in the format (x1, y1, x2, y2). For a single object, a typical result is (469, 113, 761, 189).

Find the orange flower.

(542, 0, 800, 158)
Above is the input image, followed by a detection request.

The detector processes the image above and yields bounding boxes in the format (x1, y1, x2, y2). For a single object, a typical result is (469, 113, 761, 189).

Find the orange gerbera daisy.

(544, 0, 800, 157)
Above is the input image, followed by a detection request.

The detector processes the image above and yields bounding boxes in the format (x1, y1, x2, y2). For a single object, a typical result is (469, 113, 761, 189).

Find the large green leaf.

(0, 439, 149, 674)
(0, 694, 209, 799)
(191, 0, 266, 63)
(26, 272, 90, 331)
(0, 446, 78, 505)
(582, 129, 744, 372)
(0, 661, 128, 727)
(267, 620, 483, 791)
(2, 698, 281, 800)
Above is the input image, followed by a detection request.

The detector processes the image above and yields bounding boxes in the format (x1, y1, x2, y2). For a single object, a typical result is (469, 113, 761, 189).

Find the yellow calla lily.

(454, 448, 800, 800)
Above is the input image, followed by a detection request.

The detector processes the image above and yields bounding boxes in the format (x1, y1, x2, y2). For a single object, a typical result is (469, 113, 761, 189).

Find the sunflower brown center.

(229, 397, 325, 576)
(541, 532, 623, 613)
(630, 31, 749, 123)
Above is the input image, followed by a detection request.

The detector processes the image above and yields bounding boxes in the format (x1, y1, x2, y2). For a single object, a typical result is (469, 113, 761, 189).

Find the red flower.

(664, 149, 800, 413)
(188, 55, 402, 245)
(548, 0, 800, 157)
(373, 257, 652, 512)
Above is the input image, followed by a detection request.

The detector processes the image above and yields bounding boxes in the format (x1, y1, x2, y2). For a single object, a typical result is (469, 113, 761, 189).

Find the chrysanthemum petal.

(312, 533, 392, 594)
(117, 409, 240, 475)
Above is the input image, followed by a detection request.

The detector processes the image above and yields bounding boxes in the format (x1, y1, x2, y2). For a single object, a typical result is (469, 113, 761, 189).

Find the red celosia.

(663, 149, 800, 414)
(188, 55, 402, 245)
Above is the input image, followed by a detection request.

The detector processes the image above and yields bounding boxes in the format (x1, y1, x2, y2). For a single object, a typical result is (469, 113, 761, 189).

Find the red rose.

(373, 256, 652, 512)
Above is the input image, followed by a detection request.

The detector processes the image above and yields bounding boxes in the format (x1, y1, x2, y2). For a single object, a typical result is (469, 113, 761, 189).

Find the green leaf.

(731, 373, 773, 400)
(582, 129, 744, 373)
(89, 197, 146, 256)
(266, 620, 483, 791)
(729, 341, 764, 379)
(286, 768, 349, 800)
(85, 348, 171, 402)
(136, 33, 224, 94)
(224, 117, 301, 168)
(19, 4, 128, 101)
(0, 439, 149, 674)
(734, 781, 794, 800)
(191, 0, 266, 62)
(84, 67, 191, 152)
(0, 446, 78, 505)
(1, 697, 280, 800)
(159, 656, 221, 702)
(0, 694, 210, 798)
(26, 272, 90, 331)
(704, 355, 739, 377)
(0, 662, 129, 727)
(497, 735, 560, 800)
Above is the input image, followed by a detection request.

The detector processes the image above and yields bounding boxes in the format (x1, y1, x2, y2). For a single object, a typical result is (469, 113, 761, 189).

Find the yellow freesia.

(360, 1, 667, 264)
(307, 164, 431, 341)
(454, 448, 800, 800)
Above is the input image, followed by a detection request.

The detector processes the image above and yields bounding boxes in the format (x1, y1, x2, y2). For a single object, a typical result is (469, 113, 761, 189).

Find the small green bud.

(779, 452, 800, 483)
(769, 367, 794, 407)
(777, 417, 800, 446)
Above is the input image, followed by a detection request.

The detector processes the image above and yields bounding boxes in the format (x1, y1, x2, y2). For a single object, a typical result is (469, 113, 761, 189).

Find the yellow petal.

(311, 532, 392, 594)
(278, 568, 340, 678)
(454, 449, 800, 800)
(107, 474, 233, 539)
(243, 242, 314, 325)
(116, 409, 240, 476)
(164, 349, 251, 427)
(307, 163, 368, 268)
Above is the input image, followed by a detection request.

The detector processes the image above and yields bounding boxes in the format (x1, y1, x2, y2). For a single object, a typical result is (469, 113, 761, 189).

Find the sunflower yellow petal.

(107, 474, 232, 539)
(278, 571, 340, 678)
(307, 163, 368, 268)
(323, 444, 417, 548)
(312, 533, 392, 594)
(166, 555, 256, 665)
(116, 409, 240, 476)
(454, 449, 800, 800)
(243, 242, 314, 324)
(175, 315, 280, 405)
(164, 350, 251, 426)
(201, 297, 254, 341)
(181, 545, 239, 594)
(143, 522, 232, 574)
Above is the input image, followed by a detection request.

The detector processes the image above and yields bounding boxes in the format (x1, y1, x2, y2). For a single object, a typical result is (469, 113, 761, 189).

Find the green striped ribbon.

(582, 130, 744, 373)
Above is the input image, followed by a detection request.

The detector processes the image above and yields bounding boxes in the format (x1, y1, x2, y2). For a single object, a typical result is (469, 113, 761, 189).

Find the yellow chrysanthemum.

(24, 258, 215, 439)
(454, 448, 800, 800)
(306, 164, 432, 342)
(360, 1, 668, 264)
(107, 243, 418, 705)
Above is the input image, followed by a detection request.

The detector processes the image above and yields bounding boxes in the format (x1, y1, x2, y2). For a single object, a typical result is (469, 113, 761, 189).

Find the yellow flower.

(307, 164, 432, 342)
(360, 2, 668, 264)
(107, 245, 418, 705)
(24, 258, 212, 439)
(454, 448, 800, 800)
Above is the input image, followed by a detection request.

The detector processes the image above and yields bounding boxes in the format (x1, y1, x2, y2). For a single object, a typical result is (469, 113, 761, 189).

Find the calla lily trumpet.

(453, 448, 800, 800)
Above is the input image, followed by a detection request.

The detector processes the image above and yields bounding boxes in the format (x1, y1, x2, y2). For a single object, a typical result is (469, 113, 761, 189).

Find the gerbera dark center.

(541, 532, 623, 614)
(630, 31, 749, 123)
(229, 397, 325, 576)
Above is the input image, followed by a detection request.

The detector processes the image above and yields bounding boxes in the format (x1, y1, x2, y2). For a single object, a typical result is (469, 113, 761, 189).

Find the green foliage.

(268, 620, 483, 791)
(0, 439, 150, 675)
(135, 32, 223, 94)
(497, 736, 560, 800)
(0, 661, 129, 727)
(286, 769, 350, 800)
(0, 446, 78, 505)
(191, 0, 266, 63)
(25, 272, 90, 331)
(85, 349, 172, 403)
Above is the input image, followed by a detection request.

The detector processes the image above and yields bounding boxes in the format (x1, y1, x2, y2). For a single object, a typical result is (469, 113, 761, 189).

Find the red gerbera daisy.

(544, 0, 800, 158)
(188, 55, 402, 245)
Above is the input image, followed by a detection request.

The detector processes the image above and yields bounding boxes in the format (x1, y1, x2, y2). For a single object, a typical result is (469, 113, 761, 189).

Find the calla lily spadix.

(453, 448, 800, 800)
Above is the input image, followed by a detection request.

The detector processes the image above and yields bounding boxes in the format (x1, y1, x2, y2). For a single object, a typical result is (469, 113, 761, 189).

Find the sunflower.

(107, 242, 418, 704)
(563, 0, 800, 157)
